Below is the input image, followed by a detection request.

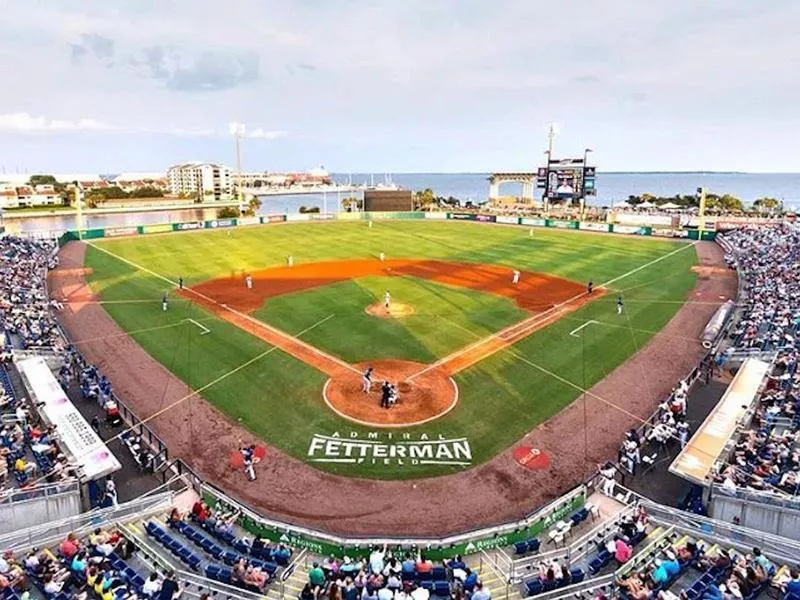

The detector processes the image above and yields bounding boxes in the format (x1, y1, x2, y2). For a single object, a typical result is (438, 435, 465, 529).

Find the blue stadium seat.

(524, 580, 543, 597)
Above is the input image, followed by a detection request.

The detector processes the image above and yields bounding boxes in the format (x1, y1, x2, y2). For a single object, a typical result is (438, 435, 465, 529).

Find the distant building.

(167, 162, 233, 200)
(0, 182, 62, 208)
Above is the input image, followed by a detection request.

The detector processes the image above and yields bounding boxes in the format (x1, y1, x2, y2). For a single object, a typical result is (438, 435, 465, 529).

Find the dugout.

(363, 190, 414, 212)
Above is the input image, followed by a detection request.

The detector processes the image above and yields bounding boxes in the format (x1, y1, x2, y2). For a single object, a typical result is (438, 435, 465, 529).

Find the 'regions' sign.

(307, 432, 472, 467)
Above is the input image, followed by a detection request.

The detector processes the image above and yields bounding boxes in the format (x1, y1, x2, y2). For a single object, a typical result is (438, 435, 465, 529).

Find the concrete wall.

(710, 495, 800, 539)
(0, 488, 81, 534)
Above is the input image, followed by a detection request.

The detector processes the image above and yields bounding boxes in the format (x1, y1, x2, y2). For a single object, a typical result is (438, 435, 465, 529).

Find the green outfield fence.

(56, 210, 717, 245)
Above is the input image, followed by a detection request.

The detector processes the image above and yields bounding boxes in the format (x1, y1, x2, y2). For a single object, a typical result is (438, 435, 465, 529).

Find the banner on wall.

(652, 227, 688, 238)
(266, 214, 286, 223)
(613, 225, 650, 235)
(450, 213, 477, 221)
(105, 227, 138, 237)
(310, 213, 335, 220)
(615, 213, 674, 227)
(336, 212, 363, 221)
(286, 214, 310, 222)
(425, 212, 448, 220)
(207, 218, 236, 228)
(579, 222, 610, 232)
(475, 214, 496, 223)
(238, 216, 260, 226)
(547, 220, 578, 229)
(142, 224, 172, 234)
(175, 221, 204, 231)
(495, 216, 520, 225)
(520, 218, 547, 227)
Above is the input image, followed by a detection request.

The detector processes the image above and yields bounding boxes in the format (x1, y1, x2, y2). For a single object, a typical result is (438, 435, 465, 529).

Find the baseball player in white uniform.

(362, 367, 374, 393)
(379, 251, 385, 262)
(245, 275, 253, 289)
(384, 290, 391, 310)
(512, 270, 521, 285)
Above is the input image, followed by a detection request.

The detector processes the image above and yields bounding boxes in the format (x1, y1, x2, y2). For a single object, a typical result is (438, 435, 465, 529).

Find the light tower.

(229, 122, 246, 204)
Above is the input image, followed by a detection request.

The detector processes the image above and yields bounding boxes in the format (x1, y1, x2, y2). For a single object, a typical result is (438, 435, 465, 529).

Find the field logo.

(307, 432, 472, 467)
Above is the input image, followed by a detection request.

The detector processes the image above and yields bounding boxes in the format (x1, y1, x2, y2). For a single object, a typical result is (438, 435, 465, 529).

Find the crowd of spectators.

(711, 226, 800, 497)
(0, 236, 63, 350)
(301, 545, 486, 600)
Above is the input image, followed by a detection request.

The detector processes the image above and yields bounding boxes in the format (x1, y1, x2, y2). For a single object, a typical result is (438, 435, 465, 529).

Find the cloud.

(0, 112, 114, 133)
(70, 32, 114, 64)
(0, 113, 285, 140)
(247, 128, 287, 140)
(139, 46, 260, 92)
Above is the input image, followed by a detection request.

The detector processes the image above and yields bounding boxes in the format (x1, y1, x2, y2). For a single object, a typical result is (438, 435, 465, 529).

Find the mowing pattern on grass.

(78, 221, 699, 479)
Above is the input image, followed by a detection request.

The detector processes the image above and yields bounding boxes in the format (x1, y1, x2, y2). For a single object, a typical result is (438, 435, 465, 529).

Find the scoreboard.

(536, 158, 596, 200)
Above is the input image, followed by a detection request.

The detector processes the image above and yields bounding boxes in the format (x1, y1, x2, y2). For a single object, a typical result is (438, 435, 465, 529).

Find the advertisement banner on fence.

(475, 214, 496, 223)
(336, 212, 363, 221)
(579, 222, 610, 232)
(652, 227, 688, 238)
(310, 213, 335, 220)
(266, 214, 286, 223)
(141, 224, 172, 234)
(238, 216, 260, 226)
(425, 212, 448, 220)
(105, 227, 138, 237)
(520, 218, 547, 227)
(175, 221, 204, 231)
(450, 213, 477, 221)
(207, 218, 236, 229)
(547, 220, 578, 229)
(495, 215, 520, 225)
(286, 214, 310, 222)
(615, 213, 674, 227)
(613, 225, 650, 235)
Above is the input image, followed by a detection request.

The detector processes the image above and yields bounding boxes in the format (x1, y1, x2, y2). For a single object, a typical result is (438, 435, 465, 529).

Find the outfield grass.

(86, 221, 697, 478)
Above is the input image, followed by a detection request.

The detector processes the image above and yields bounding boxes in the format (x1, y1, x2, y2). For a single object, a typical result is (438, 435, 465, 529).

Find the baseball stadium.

(2, 212, 800, 600)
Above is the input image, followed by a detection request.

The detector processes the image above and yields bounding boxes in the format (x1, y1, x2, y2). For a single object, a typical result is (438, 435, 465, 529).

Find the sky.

(0, 1, 798, 174)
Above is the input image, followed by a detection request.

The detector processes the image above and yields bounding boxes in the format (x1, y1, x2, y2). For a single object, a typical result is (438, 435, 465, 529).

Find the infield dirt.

(50, 241, 735, 536)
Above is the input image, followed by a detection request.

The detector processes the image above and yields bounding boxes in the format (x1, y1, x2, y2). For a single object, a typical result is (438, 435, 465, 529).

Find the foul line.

(569, 320, 598, 338)
(184, 318, 211, 335)
(86, 241, 357, 376)
(67, 314, 335, 466)
(408, 241, 697, 381)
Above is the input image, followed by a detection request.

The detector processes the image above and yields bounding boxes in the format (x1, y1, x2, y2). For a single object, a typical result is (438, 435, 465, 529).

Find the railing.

(0, 490, 173, 551)
(200, 479, 586, 556)
(0, 479, 79, 504)
(710, 484, 800, 511)
(643, 497, 800, 566)
(531, 573, 616, 600)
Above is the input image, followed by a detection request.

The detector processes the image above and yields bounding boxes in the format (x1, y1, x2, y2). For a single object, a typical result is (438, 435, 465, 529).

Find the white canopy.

(660, 202, 682, 210)
(613, 200, 629, 208)
(638, 201, 654, 208)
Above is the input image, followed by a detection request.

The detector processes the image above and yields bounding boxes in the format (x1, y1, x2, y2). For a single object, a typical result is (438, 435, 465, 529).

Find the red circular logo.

(513, 446, 550, 470)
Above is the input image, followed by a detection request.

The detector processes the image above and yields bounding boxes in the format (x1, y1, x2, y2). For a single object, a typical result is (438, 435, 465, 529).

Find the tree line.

(624, 193, 783, 213)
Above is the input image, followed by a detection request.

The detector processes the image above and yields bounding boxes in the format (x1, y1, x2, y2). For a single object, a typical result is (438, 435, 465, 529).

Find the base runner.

(245, 274, 253, 289)
(617, 295, 624, 315)
(384, 290, 391, 310)
(162, 293, 168, 312)
(512, 270, 520, 285)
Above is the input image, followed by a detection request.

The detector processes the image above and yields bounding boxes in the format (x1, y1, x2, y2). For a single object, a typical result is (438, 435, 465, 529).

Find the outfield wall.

(57, 210, 717, 244)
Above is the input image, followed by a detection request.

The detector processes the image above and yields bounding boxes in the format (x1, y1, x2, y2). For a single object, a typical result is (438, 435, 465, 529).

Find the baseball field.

(79, 220, 698, 479)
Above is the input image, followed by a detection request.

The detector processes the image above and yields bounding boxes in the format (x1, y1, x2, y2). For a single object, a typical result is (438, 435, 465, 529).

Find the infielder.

(245, 274, 253, 289)
(379, 251, 385, 262)
(617, 295, 624, 315)
(384, 290, 391, 310)
(161, 293, 168, 312)
(178, 277, 184, 290)
(362, 367, 374, 393)
(529, 228, 534, 237)
(587, 280, 594, 295)
(287, 255, 294, 267)
(512, 270, 521, 285)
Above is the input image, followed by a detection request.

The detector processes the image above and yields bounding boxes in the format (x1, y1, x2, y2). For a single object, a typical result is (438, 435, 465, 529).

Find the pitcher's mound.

(365, 303, 415, 319)
(323, 360, 458, 427)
